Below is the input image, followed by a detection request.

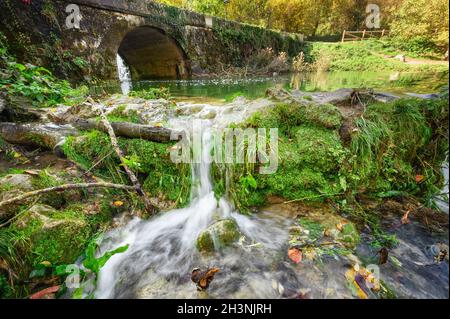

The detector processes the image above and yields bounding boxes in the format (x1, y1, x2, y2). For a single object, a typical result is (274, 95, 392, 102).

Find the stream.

(90, 63, 449, 299)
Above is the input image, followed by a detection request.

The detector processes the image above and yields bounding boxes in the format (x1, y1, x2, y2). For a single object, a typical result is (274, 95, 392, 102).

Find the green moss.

(336, 223, 360, 248)
(196, 219, 241, 253)
(309, 40, 448, 73)
(216, 95, 448, 211)
(31, 171, 67, 208)
(10, 206, 92, 266)
(62, 130, 191, 207)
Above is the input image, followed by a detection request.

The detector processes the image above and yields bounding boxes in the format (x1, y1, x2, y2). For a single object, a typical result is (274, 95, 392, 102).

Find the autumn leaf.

(191, 267, 220, 291)
(378, 247, 389, 265)
(401, 210, 410, 225)
(29, 286, 60, 299)
(288, 248, 302, 264)
(415, 175, 425, 183)
(113, 200, 124, 207)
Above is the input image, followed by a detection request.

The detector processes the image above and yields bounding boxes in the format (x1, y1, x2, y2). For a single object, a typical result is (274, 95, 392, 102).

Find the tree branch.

(98, 105, 156, 215)
(0, 182, 135, 212)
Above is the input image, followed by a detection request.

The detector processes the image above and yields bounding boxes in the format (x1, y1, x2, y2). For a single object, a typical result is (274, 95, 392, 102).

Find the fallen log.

(0, 120, 180, 153)
(0, 182, 135, 216)
(71, 118, 178, 143)
(0, 122, 78, 153)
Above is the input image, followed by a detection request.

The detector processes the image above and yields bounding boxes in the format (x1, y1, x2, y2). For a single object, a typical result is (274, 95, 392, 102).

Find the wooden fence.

(341, 30, 388, 42)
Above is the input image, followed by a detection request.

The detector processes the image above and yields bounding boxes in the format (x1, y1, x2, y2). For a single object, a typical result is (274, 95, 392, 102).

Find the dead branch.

(0, 182, 134, 212)
(98, 105, 156, 215)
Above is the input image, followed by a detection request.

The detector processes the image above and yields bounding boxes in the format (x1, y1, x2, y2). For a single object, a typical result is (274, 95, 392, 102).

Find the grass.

(62, 130, 192, 207)
(213, 94, 448, 212)
(307, 40, 449, 73)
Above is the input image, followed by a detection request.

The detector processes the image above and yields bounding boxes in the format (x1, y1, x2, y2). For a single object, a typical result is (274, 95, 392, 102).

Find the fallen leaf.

(378, 247, 389, 265)
(29, 286, 60, 299)
(40, 261, 52, 267)
(288, 248, 302, 264)
(401, 210, 410, 225)
(113, 201, 124, 207)
(415, 175, 425, 183)
(24, 170, 39, 176)
(336, 221, 348, 231)
(191, 267, 220, 291)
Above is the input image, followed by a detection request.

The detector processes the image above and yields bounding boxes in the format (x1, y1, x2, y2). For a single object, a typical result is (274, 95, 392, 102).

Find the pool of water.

(91, 71, 449, 101)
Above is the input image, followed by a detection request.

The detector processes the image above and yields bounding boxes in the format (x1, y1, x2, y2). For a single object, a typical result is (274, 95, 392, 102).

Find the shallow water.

(92, 70, 448, 101)
(92, 69, 448, 299)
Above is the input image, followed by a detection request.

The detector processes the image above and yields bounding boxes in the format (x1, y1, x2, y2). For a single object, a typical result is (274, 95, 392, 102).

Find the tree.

(390, 0, 449, 49)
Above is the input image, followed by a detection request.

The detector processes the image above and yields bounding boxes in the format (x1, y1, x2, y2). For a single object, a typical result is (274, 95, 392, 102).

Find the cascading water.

(116, 54, 132, 95)
(94, 120, 295, 299)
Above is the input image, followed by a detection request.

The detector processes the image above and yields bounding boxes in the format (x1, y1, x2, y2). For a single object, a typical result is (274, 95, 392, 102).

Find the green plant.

(129, 87, 171, 100)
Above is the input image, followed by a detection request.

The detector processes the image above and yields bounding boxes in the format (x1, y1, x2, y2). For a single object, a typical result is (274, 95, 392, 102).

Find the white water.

(94, 120, 292, 299)
(116, 54, 132, 95)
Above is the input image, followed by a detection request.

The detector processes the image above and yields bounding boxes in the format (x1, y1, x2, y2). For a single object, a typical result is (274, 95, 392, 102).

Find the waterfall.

(95, 122, 229, 298)
(116, 54, 132, 95)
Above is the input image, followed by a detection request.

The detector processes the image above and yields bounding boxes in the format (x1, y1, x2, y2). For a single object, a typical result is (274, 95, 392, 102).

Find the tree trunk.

(71, 118, 178, 143)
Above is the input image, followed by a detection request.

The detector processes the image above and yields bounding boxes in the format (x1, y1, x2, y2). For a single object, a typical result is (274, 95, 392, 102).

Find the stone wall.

(0, 0, 305, 82)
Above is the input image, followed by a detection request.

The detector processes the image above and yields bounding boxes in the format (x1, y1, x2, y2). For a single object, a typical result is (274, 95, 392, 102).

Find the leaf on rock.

(288, 248, 303, 264)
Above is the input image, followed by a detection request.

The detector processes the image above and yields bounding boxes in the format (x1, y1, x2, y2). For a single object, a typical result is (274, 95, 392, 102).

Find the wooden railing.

(341, 30, 388, 42)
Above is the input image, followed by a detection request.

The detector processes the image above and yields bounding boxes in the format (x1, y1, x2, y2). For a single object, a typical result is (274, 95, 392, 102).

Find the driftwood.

(0, 182, 135, 215)
(71, 118, 177, 143)
(98, 106, 156, 215)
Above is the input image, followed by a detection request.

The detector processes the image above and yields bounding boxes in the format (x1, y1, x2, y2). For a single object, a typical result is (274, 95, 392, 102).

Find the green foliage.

(82, 238, 129, 275)
(309, 41, 448, 72)
(0, 38, 87, 107)
(62, 131, 191, 207)
(349, 98, 449, 205)
(129, 87, 171, 100)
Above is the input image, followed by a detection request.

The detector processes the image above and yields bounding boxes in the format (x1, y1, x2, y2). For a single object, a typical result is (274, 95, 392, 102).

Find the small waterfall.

(94, 120, 290, 299)
(95, 122, 230, 298)
(116, 54, 132, 95)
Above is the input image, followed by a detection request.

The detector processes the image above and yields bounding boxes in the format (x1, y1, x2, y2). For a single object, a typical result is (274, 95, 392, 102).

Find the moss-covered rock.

(12, 204, 92, 266)
(196, 219, 241, 253)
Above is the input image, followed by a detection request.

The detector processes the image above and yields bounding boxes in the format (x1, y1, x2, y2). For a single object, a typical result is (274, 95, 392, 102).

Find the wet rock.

(0, 173, 34, 192)
(197, 219, 241, 253)
(198, 109, 217, 120)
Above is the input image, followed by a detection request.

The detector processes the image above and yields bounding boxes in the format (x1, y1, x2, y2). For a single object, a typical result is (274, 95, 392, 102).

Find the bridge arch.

(117, 26, 190, 80)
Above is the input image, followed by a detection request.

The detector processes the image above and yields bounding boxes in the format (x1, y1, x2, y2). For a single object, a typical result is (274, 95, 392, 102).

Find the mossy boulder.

(196, 219, 241, 253)
(13, 204, 92, 266)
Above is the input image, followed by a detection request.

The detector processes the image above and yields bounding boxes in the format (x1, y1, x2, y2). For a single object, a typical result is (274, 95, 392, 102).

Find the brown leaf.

(191, 267, 220, 291)
(401, 210, 411, 225)
(288, 248, 302, 264)
(378, 247, 389, 265)
(29, 286, 60, 299)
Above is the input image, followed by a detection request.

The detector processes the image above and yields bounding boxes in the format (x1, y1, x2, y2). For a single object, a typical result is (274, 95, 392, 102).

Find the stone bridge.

(0, 0, 305, 81)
